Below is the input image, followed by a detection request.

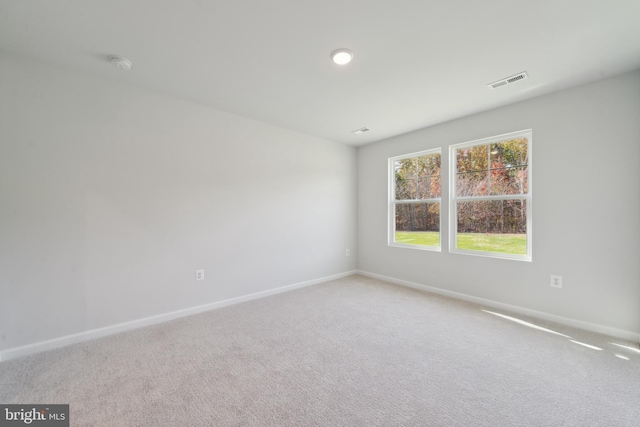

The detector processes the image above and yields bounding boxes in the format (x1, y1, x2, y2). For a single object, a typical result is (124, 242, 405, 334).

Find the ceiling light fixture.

(110, 56, 133, 71)
(331, 48, 354, 65)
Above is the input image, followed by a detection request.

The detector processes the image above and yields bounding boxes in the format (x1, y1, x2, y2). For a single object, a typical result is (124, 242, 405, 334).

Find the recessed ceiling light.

(331, 48, 354, 65)
(110, 56, 133, 71)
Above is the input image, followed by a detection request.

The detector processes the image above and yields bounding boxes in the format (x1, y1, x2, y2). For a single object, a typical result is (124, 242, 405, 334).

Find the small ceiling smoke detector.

(487, 71, 528, 89)
(352, 127, 370, 134)
(331, 48, 354, 65)
(110, 56, 133, 71)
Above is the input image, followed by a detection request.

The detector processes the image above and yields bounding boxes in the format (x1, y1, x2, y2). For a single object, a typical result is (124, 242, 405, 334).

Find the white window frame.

(388, 148, 442, 251)
(449, 130, 532, 262)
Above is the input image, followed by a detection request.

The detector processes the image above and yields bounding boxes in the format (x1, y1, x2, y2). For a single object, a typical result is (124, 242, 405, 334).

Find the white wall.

(358, 71, 640, 337)
(0, 54, 357, 353)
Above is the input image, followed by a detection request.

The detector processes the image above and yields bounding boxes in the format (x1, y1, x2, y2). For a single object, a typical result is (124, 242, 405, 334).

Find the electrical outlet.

(195, 269, 205, 281)
(346, 249, 351, 256)
(550, 275, 562, 288)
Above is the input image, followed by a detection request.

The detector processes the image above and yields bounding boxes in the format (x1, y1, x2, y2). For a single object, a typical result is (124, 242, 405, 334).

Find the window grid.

(449, 130, 532, 262)
(389, 148, 442, 251)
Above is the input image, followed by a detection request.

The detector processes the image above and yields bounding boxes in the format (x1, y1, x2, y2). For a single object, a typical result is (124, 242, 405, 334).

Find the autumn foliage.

(394, 137, 528, 235)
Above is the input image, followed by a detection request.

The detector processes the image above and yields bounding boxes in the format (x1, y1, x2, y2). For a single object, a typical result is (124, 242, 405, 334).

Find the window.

(450, 130, 532, 261)
(389, 149, 441, 250)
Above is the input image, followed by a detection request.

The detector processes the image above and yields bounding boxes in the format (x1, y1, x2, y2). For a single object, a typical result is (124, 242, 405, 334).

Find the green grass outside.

(395, 231, 526, 254)
(457, 232, 526, 254)
(395, 231, 440, 247)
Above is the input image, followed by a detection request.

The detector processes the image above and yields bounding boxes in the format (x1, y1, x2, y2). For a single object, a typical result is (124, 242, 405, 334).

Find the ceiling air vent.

(352, 127, 370, 134)
(487, 72, 528, 89)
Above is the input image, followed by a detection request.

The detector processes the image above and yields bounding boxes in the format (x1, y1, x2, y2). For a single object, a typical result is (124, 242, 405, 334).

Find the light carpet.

(1, 275, 639, 426)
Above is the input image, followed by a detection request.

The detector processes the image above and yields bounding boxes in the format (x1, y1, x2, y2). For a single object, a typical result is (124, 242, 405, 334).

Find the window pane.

(491, 138, 528, 167)
(490, 165, 528, 195)
(423, 153, 441, 178)
(489, 137, 529, 195)
(395, 203, 440, 247)
(429, 174, 441, 198)
(394, 159, 416, 199)
(456, 170, 488, 197)
(395, 175, 413, 199)
(456, 200, 526, 255)
(395, 154, 441, 200)
(456, 145, 488, 174)
(415, 176, 441, 199)
(416, 177, 429, 199)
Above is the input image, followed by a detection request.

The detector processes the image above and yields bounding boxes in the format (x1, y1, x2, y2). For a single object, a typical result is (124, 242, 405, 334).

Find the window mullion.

(395, 198, 441, 204)
(487, 143, 491, 196)
(455, 194, 529, 202)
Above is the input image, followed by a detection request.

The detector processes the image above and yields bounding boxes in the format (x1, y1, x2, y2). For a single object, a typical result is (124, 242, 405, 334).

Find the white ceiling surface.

(1, 1, 639, 146)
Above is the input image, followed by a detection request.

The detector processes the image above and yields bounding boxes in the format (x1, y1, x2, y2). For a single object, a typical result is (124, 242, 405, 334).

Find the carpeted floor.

(1, 275, 639, 426)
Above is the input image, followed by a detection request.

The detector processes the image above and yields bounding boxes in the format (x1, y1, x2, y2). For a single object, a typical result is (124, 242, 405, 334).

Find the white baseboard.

(0, 271, 357, 362)
(357, 270, 640, 343)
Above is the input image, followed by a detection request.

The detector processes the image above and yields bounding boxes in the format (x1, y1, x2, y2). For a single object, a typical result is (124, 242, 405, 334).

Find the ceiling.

(1, 0, 639, 146)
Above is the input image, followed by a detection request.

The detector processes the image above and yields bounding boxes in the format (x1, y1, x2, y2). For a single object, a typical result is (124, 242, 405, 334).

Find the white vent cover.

(487, 72, 528, 89)
(352, 127, 370, 134)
